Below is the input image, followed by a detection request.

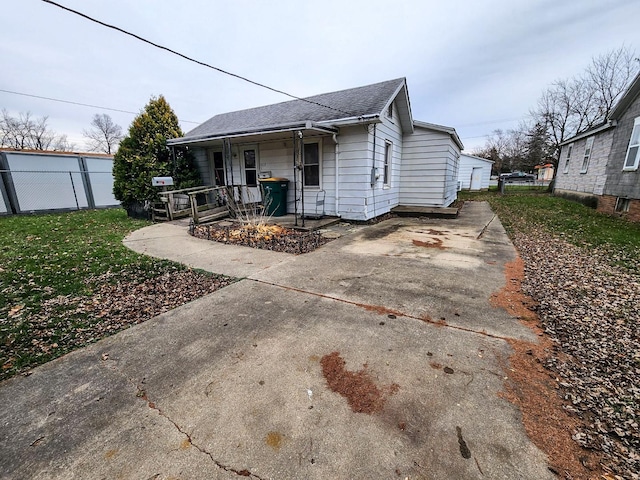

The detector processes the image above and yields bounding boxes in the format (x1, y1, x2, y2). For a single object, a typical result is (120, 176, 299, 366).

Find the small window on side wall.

(581, 137, 594, 173)
(387, 102, 393, 119)
(563, 144, 573, 173)
(383, 141, 392, 186)
(623, 117, 640, 171)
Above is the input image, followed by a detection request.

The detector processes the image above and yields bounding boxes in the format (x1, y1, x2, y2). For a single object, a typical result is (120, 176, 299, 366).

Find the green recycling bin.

(259, 178, 289, 216)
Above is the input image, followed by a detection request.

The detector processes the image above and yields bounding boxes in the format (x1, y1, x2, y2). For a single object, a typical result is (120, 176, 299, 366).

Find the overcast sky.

(1, 0, 638, 153)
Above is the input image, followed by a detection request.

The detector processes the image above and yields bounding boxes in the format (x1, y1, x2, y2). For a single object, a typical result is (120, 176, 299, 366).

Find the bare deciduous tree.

(0, 109, 73, 151)
(531, 45, 638, 164)
(82, 113, 123, 154)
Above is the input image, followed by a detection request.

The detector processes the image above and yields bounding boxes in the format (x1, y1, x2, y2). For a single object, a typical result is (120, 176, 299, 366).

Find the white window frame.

(563, 144, 573, 173)
(387, 102, 393, 120)
(241, 146, 259, 187)
(383, 141, 392, 187)
(615, 197, 630, 213)
(303, 139, 322, 189)
(207, 149, 226, 186)
(580, 136, 594, 173)
(623, 117, 640, 171)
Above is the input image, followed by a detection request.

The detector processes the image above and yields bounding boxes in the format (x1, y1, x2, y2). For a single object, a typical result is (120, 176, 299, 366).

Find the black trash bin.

(259, 178, 289, 216)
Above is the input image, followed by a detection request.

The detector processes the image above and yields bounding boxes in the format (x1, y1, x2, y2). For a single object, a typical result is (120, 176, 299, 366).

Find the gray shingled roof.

(180, 78, 406, 141)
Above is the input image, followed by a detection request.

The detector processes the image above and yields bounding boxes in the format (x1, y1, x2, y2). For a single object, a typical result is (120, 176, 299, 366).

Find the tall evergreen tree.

(113, 95, 200, 213)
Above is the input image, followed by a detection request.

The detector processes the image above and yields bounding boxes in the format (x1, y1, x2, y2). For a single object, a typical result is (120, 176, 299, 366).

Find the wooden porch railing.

(154, 186, 208, 222)
(154, 185, 265, 224)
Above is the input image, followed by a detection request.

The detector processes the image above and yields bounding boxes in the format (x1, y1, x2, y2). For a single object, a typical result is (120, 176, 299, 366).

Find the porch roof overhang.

(167, 120, 342, 147)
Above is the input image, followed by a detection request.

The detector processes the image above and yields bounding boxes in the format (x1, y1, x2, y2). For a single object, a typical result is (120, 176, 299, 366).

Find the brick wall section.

(597, 194, 640, 222)
(555, 129, 614, 195)
(604, 92, 640, 199)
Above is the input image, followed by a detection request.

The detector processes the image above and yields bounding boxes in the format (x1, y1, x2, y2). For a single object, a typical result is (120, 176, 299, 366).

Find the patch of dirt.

(320, 351, 399, 414)
(489, 257, 537, 321)
(191, 222, 331, 254)
(493, 258, 604, 479)
(412, 238, 447, 249)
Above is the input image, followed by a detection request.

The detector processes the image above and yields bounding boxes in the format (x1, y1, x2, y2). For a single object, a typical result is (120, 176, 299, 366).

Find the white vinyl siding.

(458, 154, 493, 190)
(623, 117, 640, 171)
(400, 126, 461, 207)
(581, 137, 594, 173)
(367, 114, 403, 218)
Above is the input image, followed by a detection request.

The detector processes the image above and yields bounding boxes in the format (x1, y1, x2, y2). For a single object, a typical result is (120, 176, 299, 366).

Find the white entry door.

(470, 167, 482, 190)
(240, 146, 261, 203)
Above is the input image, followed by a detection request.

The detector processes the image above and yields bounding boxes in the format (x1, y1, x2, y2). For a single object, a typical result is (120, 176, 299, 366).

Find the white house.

(168, 78, 463, 221)
(457, 154, 493, 190)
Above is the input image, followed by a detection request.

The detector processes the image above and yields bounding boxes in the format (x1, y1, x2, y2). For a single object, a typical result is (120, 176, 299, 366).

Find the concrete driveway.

(0, 202, 553, 479)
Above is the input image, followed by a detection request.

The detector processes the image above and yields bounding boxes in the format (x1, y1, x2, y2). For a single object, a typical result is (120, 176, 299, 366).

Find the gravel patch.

(513, 230, 639, 479)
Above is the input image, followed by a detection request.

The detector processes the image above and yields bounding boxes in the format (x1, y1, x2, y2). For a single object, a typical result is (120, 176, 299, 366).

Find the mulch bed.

(190, 222, 331, 254)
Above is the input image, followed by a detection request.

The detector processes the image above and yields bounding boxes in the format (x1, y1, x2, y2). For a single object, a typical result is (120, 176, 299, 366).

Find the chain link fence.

(0, 151, 119, 215)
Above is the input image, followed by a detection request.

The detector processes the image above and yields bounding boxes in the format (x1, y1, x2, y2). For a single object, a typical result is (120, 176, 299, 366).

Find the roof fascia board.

(384, 80, 414, 134)
(168, 122, 338, 146)
(461, 153, 495, 164)
(316, 114, 381, 127)
(559, 120, 615, 146)
(414, 120, 464, 150)
(609, 71, 640, 120)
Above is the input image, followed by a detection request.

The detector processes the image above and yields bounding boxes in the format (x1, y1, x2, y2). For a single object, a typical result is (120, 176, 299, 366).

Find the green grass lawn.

(459, 190, 640, 271)
(0, 209, 209, 379)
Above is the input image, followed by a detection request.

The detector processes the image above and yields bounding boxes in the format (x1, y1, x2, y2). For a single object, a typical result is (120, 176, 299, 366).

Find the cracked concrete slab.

(0, 202, 554, 479)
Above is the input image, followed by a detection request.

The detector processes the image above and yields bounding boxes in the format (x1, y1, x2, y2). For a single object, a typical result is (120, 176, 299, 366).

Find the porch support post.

(292, 131, 298, 226)
(224, 138, 234, 187)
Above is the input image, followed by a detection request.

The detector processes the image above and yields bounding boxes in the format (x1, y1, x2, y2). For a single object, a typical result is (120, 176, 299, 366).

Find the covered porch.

(167, 122, 340, 225)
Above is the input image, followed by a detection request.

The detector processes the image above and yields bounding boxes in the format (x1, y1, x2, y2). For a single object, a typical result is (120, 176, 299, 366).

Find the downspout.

(371, 123, 377, 218)
(299, 130, 305, 228)
(332, 132, 340, 217)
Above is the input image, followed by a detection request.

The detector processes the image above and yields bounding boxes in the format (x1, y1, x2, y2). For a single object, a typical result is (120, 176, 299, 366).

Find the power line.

(0, 88, 201, 124)
(41, 0, 357, 119)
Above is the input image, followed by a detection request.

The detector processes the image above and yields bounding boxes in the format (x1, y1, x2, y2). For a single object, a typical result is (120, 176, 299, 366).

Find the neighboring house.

(457, 154, 493, 190)
(534, 163, 554, 182)
(0, 148, 117, 215)
(555, 71, 640, 221)
(168, 78, 463, 221)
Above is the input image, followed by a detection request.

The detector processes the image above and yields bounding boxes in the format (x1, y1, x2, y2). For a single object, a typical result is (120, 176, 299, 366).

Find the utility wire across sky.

(0, 88, 201, 124)
(41, 0, 357, 119)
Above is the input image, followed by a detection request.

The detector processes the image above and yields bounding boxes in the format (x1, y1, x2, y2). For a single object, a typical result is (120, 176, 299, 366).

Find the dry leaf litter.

(513, 230, 639, 480)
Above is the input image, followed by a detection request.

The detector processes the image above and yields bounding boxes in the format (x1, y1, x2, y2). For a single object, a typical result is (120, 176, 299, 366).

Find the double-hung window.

(244, 149, 257, 187)
(580, 137, 594, 173)
(623, 117, 640, 171)
(563, 144, 573, 173)
(383, 141, 392, 186)
(303, 142, 320, 187)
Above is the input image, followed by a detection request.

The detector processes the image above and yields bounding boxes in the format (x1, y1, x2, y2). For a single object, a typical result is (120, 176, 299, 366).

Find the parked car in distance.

(500, 172, 536, 182)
